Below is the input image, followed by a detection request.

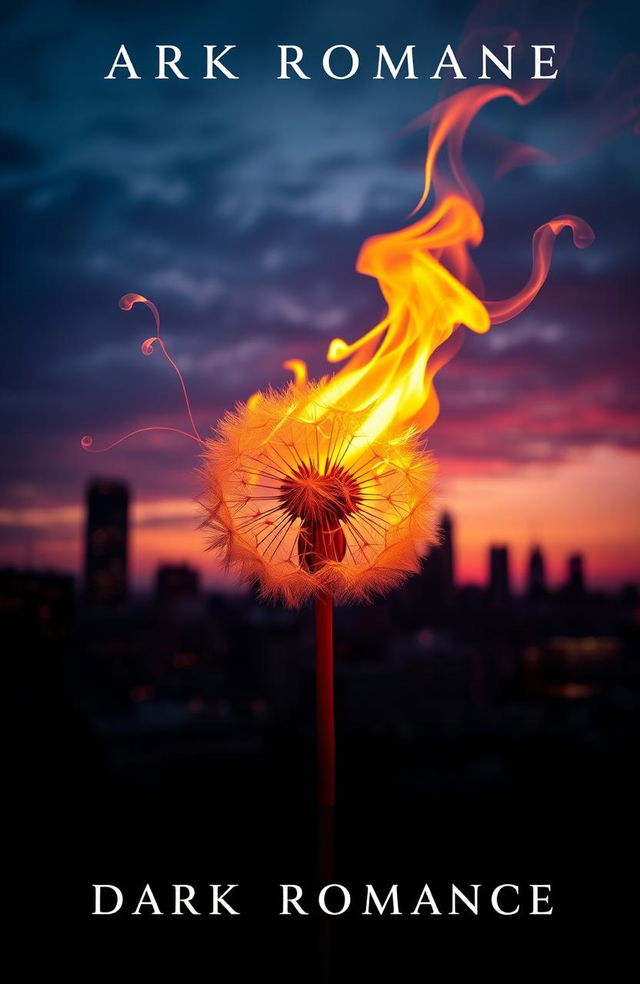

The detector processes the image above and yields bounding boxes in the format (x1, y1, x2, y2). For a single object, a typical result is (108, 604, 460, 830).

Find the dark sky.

(1, 0, 638, 586)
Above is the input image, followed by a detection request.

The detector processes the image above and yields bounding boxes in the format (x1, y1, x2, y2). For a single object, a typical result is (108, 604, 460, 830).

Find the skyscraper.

(566, 553, 585, 599)
(527, 545, 547, 599)
(413, 510, 456, 623)
(489, 545, 510, 608)
(84, 479, 129, 607)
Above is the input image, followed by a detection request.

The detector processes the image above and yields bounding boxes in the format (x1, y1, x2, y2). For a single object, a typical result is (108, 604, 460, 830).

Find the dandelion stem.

(315, 592, 335, 811)
(315, 591, 335, 884)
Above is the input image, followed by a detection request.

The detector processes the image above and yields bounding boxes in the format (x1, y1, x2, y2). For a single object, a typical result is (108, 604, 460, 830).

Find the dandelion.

(200, 382, 437, 608)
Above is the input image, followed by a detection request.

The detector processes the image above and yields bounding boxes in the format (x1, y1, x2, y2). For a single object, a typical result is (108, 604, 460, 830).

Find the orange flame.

(266, 84, 594, 449)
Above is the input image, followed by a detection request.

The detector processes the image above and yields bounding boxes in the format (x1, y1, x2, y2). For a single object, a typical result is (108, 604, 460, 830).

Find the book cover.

(4, 0, 638, 977)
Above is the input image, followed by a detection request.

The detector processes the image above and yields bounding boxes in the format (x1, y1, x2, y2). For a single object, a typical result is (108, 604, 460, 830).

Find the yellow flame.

(253, 84, 594, 454)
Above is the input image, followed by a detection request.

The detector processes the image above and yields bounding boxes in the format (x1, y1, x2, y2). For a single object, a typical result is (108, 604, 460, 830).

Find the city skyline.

(2, 457, 636, 592)
(2, 475, 628, 598)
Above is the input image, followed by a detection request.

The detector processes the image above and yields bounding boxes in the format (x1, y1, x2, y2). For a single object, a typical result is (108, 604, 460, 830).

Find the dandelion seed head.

(200, 382, 438, 606)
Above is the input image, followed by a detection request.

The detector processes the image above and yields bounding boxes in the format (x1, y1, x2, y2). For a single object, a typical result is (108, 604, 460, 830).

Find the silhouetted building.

(489, 545, 510, 608)
(439, 512, 455, 600)
(155, 564, 200, 604)
(527, 545, 547, 600)
(411, 511, 456, 624)
(84, 479, 129, 607)
(566, 553, 585, 599)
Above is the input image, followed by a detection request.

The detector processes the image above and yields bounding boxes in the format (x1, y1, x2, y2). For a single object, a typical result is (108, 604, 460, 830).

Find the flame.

(265, 84, 594, 450)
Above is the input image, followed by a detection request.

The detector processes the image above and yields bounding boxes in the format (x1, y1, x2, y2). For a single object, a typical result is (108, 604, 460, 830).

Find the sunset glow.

(2, 443, 638, 591)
